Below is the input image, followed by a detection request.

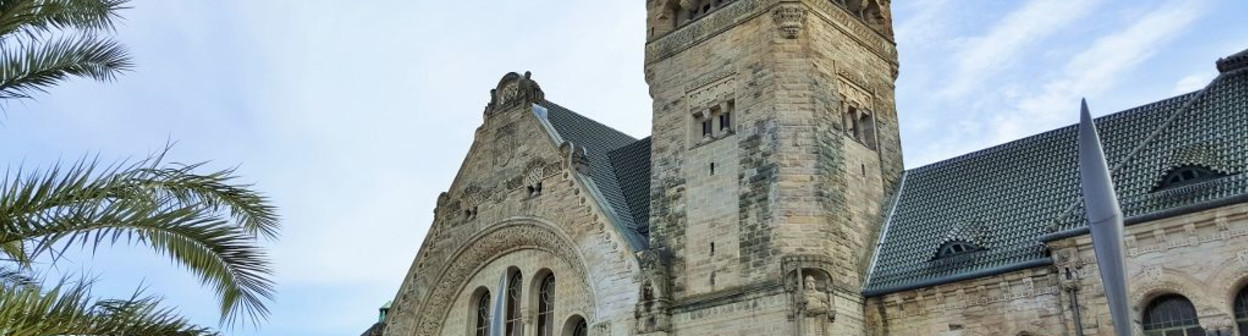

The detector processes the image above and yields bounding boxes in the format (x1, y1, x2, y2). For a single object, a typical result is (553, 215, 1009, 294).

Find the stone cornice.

(644, 0, 897, 66)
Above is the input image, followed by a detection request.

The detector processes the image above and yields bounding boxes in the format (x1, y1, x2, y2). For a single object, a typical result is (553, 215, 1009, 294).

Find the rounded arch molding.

(1129, 266, 1209, 314)
(411, 217, 597, 336)
(1205, 256, 1248, 312)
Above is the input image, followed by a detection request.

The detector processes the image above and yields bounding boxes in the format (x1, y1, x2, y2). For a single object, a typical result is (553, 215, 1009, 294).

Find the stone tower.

(639, 0, 902, 334)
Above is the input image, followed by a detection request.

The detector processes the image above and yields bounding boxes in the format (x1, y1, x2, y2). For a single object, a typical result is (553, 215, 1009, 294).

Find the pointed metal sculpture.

(1077, 99, 1132, 336)
(490, 273, 508, 336)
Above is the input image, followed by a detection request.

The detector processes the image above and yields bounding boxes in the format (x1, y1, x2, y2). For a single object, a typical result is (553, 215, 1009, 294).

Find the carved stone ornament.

(772, 3, 806, 39)
(408, 221, 594, 336)
(484, 71, 545, 117)
(493, 123, 517, 167)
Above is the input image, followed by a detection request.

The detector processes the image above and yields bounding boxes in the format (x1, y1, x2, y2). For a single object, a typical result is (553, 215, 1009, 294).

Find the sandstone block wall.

(866, 202, 1248, 336)
(383, 83, 644, 335)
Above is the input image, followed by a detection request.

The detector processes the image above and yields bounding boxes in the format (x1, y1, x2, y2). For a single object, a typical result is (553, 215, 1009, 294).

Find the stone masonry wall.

(383, 78, 644, 336)
(643, 0, 900, 334)
(866, 202, 1248, 336)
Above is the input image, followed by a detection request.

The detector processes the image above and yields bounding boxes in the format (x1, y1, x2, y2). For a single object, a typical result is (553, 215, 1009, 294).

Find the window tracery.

(1155, 165, 1227, 191)
(1142, 294, 1204, 336)
(1235, 285, 1248, 335)
(475, 290, 491, 336)
(935, 241, 982, 259)
(537, 274, 556, 336)
(506, 272, 523, 336)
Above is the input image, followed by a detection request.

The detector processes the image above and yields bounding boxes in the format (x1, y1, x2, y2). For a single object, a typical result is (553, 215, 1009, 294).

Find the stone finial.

(484, 71, 545, 117)
(559, 142, 591, 176)
(772, 3, 806, 39)
(1216, 48, 1248, 73)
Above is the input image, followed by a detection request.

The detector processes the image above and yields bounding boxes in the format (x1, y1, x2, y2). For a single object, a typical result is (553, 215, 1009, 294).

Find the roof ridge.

(539, 100, 641, 144)
(1046, 72, 1227, 234)
(908, 92, 1200, 174)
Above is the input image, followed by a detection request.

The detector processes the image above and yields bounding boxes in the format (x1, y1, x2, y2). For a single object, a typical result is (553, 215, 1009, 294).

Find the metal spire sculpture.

(1077, 99, 1132, 336)
(490, 273, 508, 336)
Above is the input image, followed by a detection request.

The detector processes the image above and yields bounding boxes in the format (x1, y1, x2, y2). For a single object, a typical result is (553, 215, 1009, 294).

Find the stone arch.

(561, 314, 589, 336)
(1130, 266, 1215, 321)
(1206, 256, 1248, 313)
(529, 268, 558, 336)
(1002, 327, 1052, 336)
(466, 286, 492, 336)
(408, 218, 596, 336)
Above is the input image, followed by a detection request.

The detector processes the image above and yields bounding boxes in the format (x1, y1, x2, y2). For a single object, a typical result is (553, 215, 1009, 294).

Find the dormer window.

(1154, 165, 1227, 191)
(936, 241, 982, 259)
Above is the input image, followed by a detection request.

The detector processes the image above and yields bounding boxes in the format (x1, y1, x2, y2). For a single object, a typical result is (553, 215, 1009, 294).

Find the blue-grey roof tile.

(864, 66, 1248, 296)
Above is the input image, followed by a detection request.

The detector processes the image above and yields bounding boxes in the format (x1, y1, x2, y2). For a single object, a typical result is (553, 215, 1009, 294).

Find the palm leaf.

(0, 277, 218, 336)
(0, 33, 130, 100)
(0, 153, 278, 327)
(0, 0, 129, 39)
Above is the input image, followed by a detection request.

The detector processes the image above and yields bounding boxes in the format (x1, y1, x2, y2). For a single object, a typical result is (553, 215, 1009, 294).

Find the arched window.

(506, 272, 523, 336)
(1142, 294, 1204, 336)
(1235, 285, 1248, 335)
(1155, 165, 1226, 191)
(537, 274, 556, 336)
(570, 318, 588, 336)
(475, 290, 491, 336)
(936, 241, 981, 258)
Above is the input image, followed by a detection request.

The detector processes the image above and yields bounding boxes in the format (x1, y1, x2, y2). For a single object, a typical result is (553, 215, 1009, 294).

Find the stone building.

(379, 1, 1248, 335)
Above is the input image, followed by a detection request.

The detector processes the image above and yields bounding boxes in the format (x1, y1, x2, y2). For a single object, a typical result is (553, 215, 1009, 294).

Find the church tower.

(640, 0, 902, 334)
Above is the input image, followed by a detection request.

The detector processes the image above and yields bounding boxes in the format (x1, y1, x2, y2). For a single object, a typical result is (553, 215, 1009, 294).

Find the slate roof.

(536, 101, 651, 249)
(360, 323, 384, 336)
(863, 60, 1248, 296)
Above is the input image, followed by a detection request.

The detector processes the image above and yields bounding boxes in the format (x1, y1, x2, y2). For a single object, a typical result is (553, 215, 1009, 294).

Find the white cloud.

(1173, 72, 1216, 94)
(940, 0, 1103, 98)
(988, 0, 1207, 144)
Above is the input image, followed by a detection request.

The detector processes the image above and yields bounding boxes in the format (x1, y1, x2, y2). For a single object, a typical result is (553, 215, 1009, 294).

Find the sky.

(0, 0, 1245, 335)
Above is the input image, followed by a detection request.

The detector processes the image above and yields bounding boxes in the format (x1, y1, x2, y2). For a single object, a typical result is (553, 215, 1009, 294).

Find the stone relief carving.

(493, 123, 517, 167)
(484, 71, 545, 117)
(772, 3, 805, 39)
(409, 221, 595, 336)
(687, 76, 736, 111)
(837, 78, 873, 109)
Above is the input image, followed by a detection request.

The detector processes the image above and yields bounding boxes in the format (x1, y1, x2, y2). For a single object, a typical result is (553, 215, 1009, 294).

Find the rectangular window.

(719, 112, 731, 131)
(701, 120, 712, 137)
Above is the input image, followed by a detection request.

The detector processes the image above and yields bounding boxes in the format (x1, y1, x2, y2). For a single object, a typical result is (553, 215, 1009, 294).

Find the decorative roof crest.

(484, 71, 545, 117)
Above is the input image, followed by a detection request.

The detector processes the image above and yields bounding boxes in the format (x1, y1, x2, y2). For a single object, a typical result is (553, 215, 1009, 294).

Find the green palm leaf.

(0, 278, 218, 336)
(0, 33, 130, 100)
(0, 154, 279, 327)
(0, 0, 129, 38)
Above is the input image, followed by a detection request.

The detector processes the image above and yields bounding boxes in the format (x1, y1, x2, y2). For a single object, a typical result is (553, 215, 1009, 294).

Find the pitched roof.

(360, 323, 384, 336)
(864, 64, 1248, 296)
(536, 101, 651, 249)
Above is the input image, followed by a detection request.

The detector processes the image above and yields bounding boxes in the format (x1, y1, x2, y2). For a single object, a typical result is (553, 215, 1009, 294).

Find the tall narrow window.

(1142, 294, 1204, 336)
(701, 119, 712, 137)
(537, 274, 556, 336)
(719, 112, 731, 131)
(475, 291, 491, 336)
(506, 272, 523, 336)
(571, 318, 588, 336)
(1235, 285, 1248, 335)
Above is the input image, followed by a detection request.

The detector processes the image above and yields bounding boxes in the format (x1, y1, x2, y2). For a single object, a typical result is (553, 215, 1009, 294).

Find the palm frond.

(0, 0, 129, 39)
(0, 33, 130, 100)
(0, 266, 36, 288)
(0, 277, 218, 336)
(0, 153, 279, 327)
